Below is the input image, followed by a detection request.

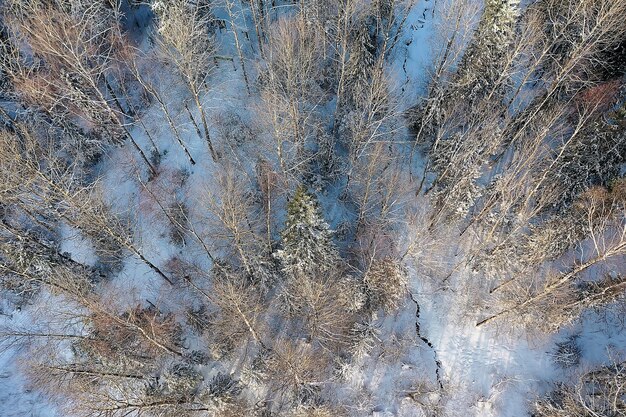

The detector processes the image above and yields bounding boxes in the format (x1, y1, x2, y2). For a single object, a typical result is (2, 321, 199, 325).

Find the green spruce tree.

(276, 186, 338, 279)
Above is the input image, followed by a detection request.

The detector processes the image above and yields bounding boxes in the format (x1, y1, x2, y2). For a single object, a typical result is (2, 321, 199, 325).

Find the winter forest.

(0, 0, 625, 416)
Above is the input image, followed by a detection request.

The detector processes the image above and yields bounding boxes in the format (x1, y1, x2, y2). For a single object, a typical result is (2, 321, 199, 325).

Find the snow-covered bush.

(363, 258, 408, 312)
(551, 336, 581, 368)
(206, 372, 242, 402)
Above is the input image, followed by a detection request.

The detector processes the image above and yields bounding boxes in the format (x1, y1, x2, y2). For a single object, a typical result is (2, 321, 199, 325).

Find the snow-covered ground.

(1, 1, 624, 416)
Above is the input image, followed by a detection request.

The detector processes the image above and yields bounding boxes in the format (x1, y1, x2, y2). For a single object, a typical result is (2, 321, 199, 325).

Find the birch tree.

(2, 0, 157, 174)
(153, 0, 219, 160)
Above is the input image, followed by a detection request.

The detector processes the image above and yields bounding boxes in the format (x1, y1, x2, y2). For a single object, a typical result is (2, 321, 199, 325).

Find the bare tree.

(478, 181, 626, 328)
(259, 12, 325, 177)
(534, 360, 626, 417)
(0, 127, 175, 285)
(153, 0, 218, 160)
(264, 337, 332, 409)
(2, 0, 157, 174)
(209, 266, 268, 352)
(117, 41, 198, 165)
(201, 167, 265, 275)
(223, 0, 252, 94)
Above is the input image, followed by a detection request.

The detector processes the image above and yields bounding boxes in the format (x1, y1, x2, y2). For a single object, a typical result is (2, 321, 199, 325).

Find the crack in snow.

(410, 292, 444, 390)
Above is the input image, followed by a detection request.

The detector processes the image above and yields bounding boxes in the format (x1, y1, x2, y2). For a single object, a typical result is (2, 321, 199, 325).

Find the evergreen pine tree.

(275, 186, 338, 278)
(455, 0, 519, 102)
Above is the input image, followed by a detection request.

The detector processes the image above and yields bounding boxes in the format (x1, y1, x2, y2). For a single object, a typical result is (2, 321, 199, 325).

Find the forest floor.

(0, 1, 625, 416)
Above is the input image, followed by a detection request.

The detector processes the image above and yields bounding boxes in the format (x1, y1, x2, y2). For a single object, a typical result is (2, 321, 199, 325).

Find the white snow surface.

(0, 1, 624, 416)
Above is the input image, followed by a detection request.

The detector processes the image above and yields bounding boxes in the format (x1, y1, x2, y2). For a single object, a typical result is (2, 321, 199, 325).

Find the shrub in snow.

(185, 350, 211, 365)
(295, 382, 322, 407)
(164, 363, 203, 395)
(315, 131, 342, 183)
(364, 258, 408, 312)
(349, 315, 381, 360)
(214, 111, 256, 146)
(145, 363, 202, 399)
(0, 238, 52, 297)
(534, 361, 626, 417)
(206, 372, 242, 402)
(241, 347, 271, 387)
(551, 335, 581, 368)
(168, 201, 189, 246)
(185, 304, 211, 335)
